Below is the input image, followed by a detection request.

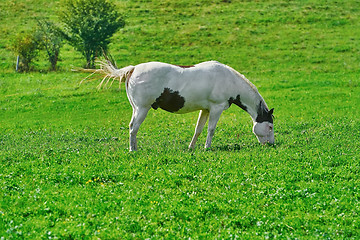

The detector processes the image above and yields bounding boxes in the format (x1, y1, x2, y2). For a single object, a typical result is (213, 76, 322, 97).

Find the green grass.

(1, 0, 360, 239)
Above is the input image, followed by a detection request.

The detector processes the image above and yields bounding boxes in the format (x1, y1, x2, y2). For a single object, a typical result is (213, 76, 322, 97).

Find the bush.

(59, 0, 125, 68)
(11, 32, 41, 72)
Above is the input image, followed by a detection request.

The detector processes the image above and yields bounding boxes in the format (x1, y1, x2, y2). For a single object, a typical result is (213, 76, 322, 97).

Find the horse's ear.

(269, 108, 274, 115)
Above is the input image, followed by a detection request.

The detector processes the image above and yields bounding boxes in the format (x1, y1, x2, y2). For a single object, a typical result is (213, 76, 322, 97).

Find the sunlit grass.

(1, 0, 360, 238)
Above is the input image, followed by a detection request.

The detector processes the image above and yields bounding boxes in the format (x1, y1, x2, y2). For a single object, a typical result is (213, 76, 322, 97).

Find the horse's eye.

(269, 126, 273, 131)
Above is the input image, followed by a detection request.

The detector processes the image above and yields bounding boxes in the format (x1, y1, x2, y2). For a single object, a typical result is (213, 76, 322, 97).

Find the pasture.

(1, 0, 360, 238)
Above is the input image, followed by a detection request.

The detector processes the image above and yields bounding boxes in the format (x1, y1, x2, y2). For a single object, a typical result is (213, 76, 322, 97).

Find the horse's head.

(253, 107, 274, 145)
(253, 121, 274, 145)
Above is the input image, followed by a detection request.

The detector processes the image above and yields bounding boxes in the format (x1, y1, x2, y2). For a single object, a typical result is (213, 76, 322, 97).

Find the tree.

(37, 19, 63, 71)
(59, 0, 125, 68)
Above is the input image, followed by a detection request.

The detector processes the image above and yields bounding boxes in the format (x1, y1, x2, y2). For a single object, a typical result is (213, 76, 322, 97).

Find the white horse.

(94, 60, 274, 151)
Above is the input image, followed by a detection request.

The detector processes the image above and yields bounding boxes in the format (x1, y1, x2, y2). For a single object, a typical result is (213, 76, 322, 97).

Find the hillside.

(1, 0, 359, 72)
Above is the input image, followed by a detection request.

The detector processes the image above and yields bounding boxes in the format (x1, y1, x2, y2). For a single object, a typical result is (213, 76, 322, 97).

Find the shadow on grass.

(213, 143, 244, 151)
(214, 142, 279, 151)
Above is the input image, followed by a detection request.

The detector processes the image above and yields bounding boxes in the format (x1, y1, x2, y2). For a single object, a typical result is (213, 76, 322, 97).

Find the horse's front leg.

(205, 106, 224, 149)
(189, 110, 209, 149)
(129, 106, 150, 151)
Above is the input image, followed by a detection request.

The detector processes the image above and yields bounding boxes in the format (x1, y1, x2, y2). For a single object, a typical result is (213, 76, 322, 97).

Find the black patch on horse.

(151, 88, 185, 113)
(228, 95, 247, 112)
(256, 101, 274, 123)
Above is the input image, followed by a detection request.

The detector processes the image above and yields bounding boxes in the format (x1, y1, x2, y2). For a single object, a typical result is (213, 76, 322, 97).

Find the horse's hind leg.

(189, 110, 209, 149)
(129, 106, 150, 151)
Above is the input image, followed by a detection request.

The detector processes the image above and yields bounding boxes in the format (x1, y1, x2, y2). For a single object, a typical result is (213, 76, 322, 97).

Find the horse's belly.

(151, 87, 208, 114)
(173, 103, 205, 114)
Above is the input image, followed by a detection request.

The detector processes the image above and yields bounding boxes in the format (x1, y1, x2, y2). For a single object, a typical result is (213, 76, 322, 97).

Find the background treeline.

(9, 0, 124, 72)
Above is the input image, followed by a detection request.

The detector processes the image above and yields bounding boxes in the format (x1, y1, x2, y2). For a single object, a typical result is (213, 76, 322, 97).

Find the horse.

(90, 60, 274, 151)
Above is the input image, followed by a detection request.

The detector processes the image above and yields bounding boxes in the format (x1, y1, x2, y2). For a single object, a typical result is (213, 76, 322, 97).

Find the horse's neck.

(234, 78, 267, 122)
(243, 93, 264, 122)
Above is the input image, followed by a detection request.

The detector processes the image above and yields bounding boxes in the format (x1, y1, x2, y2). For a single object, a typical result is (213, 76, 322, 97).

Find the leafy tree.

(11, 32, 41, 72)
(37, 19, 63, 71)
(59, 0, 125, 68)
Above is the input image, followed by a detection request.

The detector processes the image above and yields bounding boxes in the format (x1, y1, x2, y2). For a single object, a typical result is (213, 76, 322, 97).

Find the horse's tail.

(78, 60, 135, 89)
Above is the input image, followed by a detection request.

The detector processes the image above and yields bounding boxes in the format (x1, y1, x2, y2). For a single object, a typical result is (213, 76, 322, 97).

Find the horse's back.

(134, 60, 224, 75)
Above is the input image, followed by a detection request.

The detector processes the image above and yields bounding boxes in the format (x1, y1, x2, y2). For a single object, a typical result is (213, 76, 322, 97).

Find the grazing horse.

(95, 60, 274, 151)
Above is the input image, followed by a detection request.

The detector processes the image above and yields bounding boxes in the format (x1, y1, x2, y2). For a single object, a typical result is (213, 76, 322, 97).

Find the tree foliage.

(60, 0, 125, 68)
(37, 19, 63, 71)
(11, 32, 41, 72)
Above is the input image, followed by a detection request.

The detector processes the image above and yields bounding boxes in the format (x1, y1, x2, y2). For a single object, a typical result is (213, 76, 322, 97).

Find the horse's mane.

(225, 64, 270, 112)
(225, 65, 259, 93)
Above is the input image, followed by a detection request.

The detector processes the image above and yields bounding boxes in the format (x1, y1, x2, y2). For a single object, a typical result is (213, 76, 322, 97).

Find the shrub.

(59, 0, 125, 68)
(11, 32, 41, 72)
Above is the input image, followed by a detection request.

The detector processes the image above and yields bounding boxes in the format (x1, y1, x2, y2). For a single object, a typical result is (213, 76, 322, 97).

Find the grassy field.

(1, 0, 360, 239)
